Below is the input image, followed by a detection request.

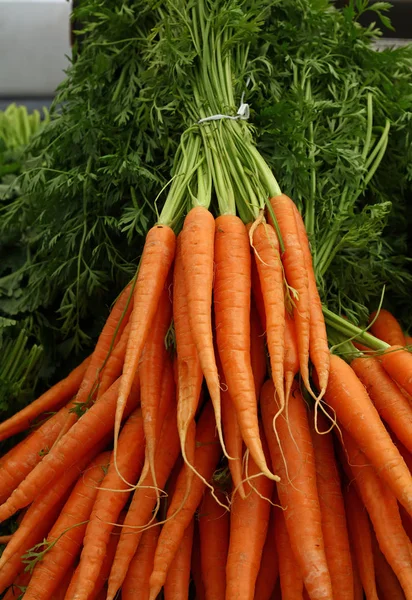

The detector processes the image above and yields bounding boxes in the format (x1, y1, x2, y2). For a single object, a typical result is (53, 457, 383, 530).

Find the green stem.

(322, 307, 389, 351)
(361, 93, 373, 161)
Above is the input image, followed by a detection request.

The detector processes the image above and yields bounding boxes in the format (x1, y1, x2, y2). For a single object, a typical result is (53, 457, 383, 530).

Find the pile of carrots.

(0, 193, 412, 600)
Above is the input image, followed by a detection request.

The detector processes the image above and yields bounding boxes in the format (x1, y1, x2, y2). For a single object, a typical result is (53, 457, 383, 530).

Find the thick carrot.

(351, 355, 412, 453)
(148, 401, 222, 600)
(192, 520, 206, 600)
(381, 345, 412, 398)
(369, 309, 406, 346)
(291, 201, 330, 397)
(115, 224, 176, 461)
(284, 311, 299, 404)
(49, 564, 75, 600)
(97, 322, 130, 398)
(344, 484, 379, 600)
(274, 505, 304, 599)
(122, 525, 160, 600)
(310, 414, 353, 600)
(106, 400, 181, 599)
(268, 194, 311, 395)
(164, 517, 194, 599)
(180, 206, 225, 456)
(22, 451, 111, 600)
(198, 486, 230, 599)
(0, 356, 91, 442)
(250, 301, 267, 398)
(371, 531, 406, 600)
(0, 374, 140, 521)
(72, 409, 145, 600)
(320, 353, 412, 516)
(254, 503, 279, 600)
(342, 430, 412, 598)
(261, 380, 333, 600)
(252, 220, 285, 413)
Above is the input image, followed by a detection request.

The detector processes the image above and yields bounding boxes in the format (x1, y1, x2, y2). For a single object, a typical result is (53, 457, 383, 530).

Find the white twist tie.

(198, 90, 250, 124)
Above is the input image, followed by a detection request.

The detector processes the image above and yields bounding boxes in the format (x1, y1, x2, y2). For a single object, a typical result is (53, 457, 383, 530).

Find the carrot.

(192, 520, 206, 600)
(268, 194, 311, 396)
(344, 484, 379, 600)
(198, 486, 230, 600)
(261, 379, 333, 600)
(406, 335, 412, 346)
(72, 409, 145, 600)
(400, 504, 412, 543)
(115, 224, 175, 466)
(250, 300, 268, 399)
(122, 525, 160, 600)
(351, 355, 412, 453)
(369, 309, 406, 346)
(173, 233, 203, 485)
(253, 501, 279, 600)
(274, 505, 304, 600)
(180, 206, 226, 456)
(342, 430, 412, 598)
(320, 353, 412, 516)
(164, 517, 194, 599)
(251, 252, 267, 330)
(2, 570, 31, 600)
(310, 413, 353, 600)
(350, 545, 364, 600)
(49, 564, 75, 600)
(0, 374, 140, 521)
(252, 220, 285, 413)
(284, 311, 299, 403)
(148, 401, 222, 600)
(291, 201, 330, 398)
(96, 322, 130, 398)
(381, 345, 412, 398)
(371, 531, 406, 600)
(0, 356, 91, 442)
(22, 451, 111, 600)
(225, 429, 275, 600)
(106, 399, 181, 599)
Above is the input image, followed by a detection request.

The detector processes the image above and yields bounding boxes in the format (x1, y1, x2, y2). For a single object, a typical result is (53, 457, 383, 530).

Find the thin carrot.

(284, 311, 299, 404)
(164, 517, 194, 599)
(250, 301, 267, 398)
(254, 502, 279, 600)
(22, 451, 111, 600)
(369, 308, 406, 346)
(350, 544, 364, 600)
(344, 484, 379, 600)
(381, 344, 412, 398)
(122, 525, 160, 600)
(320, 353, 412, 516)
(268, 194, 312, 396)
(351, 355, 412, 453)
(2, 569, 31, 600)
(0, 374, 140, 521)
(180, 206, 226, 456)
(342, 430, 412, 598)
(310, 413, 353, 600)
(198, 486, 230, 600)
(97, 322, 130, 398)
(251, 252, 267, 330)
(0, 356, 91, 442)
(148, 401, 222, 600)
(371, 530, 406, 600)
(192, 520, 206, 600)
(72, 409, 145, 600)
(261, 379, 333, 600)
(49, 564, 75, 600)
(274, 505, 304, 600)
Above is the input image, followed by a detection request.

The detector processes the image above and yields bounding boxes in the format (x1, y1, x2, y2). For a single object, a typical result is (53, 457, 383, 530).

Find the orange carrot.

(350, 545, 364, 600)
(371, 531, 406, 600)
(252, 220, 285, 413)
(284, 311, 299, 403)
(180, 207, 225, 456)
(106, 400, 181, 599)
(49, 564, 75, 600)
(351, 355, 412, 453)
(261, 379, 333, 600)
(2, 570, 31, 600)
(254, 503, 279, 600)
(164, 517, 194, 599)
(320, 353, 412, 516)
(22, 451, 111, 600)
(342, 430, 412, 598)
(115, 224, 175, 463)
(96, 322, 130, 398)
(268, 194, 311, 395)
(0, 356, 91, 442)
(148, 401, 222, 600)
(310, 414, 353, 600)
(225, 428, 275, 600)
(251, 252, 267, 330)
(369, 309, 406, 346)
(122, 525, 160, 600)
(381, 345, 412, 398)
(250, 301, 267, 398)
(192, 520, 206, 600)
(72, 409, 145, 600)
(344, 484, 379, 600)
(274, 505, 304, 599)
(0, 375, 140, 522)
(198, 486, 230, 600)
(291, 201, 330, 398)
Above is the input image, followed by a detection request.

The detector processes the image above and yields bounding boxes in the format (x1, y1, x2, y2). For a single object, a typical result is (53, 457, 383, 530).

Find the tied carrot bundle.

(369, 309, 406, 346)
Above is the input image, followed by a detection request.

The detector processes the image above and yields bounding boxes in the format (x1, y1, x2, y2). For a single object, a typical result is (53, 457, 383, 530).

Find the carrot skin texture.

(198, 487, 230, 600)
(371, 531, 406, 600)
(122, 526, 160, 600)
(192, 520, 206, 600)
(0, 356, 90, 442)
(381, 345, 412, 398)
(251, 252, 267, 331)
(0, 375, 140, 521)
(369, 309, 406, 346)
(321, 353, 412, 516)
(148, 401, 222, 599)
(250, 300, 267, 399)
(284, 312, 299, 401)
(351, 355, 412, 453)
(254, 504, 279, 600)
(97, 322, 130, 398)
(261, 380, 333, 600)
(2, 568, 31, 599)
(164, 517, 194, 599)
(22, 451, 111, 600)
(274, 506, 304, 599)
